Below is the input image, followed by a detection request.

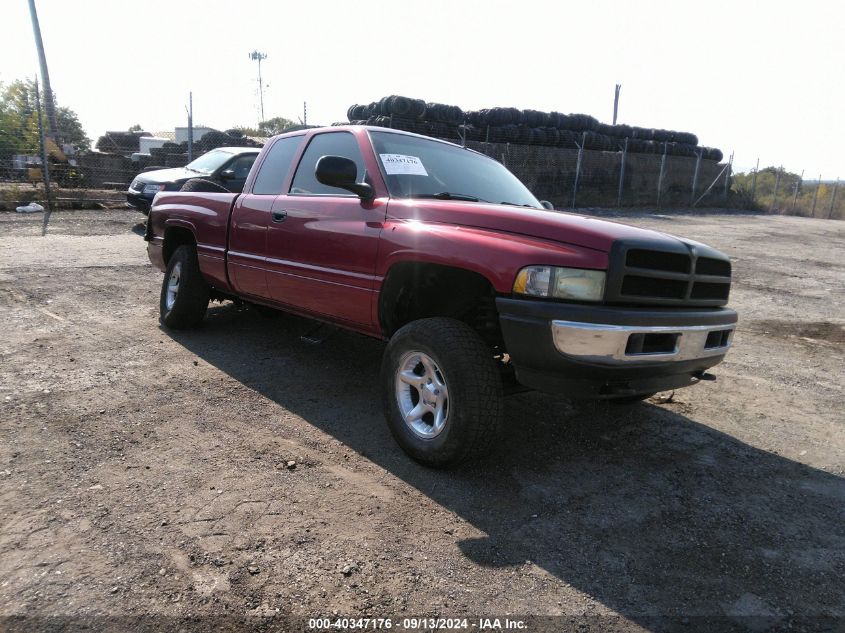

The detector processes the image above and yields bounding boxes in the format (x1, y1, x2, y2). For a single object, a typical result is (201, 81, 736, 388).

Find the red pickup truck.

(146, 126, 736, 466)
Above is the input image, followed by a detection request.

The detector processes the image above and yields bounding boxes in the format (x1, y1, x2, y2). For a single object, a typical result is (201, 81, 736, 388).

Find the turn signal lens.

(513, 266, 552, 297)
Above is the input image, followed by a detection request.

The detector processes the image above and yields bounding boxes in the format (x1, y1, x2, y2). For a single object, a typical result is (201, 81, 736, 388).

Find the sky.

(1, 0, 843, 176)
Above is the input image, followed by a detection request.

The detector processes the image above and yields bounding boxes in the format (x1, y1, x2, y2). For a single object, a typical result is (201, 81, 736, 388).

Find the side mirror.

(315, 155, 374, 199)
(219, 169, 235, 180)
(540, 200, 554, 210)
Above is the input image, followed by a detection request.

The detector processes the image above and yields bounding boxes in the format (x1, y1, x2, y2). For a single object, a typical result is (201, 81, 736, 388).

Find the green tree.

(128, 123, 143, 132)
(257, 116, 297, 136)
(0, 79, 91, 161)
(234, 117, 301, 138)
(233, 125, 261, 137)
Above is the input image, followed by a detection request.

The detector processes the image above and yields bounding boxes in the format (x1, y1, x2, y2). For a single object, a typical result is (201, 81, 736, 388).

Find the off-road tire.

(159, 245, 209, 329)
(381, 318, 503, 467)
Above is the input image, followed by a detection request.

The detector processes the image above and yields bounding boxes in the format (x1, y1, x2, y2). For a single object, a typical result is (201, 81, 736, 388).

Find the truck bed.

(146, 191, 238, 290)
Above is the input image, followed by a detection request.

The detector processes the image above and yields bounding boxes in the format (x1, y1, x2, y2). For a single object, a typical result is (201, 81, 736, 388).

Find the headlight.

(143, 183, 166, 194)
(513, 266, 606, 302)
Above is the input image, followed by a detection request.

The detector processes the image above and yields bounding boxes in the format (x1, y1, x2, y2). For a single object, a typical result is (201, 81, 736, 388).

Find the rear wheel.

(159, 244, 209, 329)
(381, 318, 503, 467)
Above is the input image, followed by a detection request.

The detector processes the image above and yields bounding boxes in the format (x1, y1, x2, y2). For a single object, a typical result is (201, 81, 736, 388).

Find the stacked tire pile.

(95, 130, 152, 154)
(343, 95, 466, 142)
(343, 96, 723, 162)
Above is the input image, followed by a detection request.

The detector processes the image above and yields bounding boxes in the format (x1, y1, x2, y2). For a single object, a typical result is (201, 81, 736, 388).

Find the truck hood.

(386, 200, 685, 253)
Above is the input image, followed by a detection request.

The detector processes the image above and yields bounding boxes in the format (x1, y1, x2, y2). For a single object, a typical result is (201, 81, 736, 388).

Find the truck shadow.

(168, 303, 844, 627)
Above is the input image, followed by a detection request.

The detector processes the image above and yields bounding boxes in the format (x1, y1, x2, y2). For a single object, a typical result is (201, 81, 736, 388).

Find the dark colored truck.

(145, 126, 736, 466)
(128, 147, 259, 213)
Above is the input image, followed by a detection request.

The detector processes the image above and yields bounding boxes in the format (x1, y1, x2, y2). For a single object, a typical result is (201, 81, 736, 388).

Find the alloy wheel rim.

(165, 261, 181, 310)
(394, 351, 450, 439)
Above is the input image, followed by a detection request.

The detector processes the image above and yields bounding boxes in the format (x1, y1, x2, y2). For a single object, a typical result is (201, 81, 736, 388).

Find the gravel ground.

(0, 209, 843, 632)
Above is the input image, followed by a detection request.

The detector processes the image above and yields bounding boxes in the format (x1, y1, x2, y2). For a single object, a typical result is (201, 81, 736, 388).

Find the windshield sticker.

(380, 154, 428, 176)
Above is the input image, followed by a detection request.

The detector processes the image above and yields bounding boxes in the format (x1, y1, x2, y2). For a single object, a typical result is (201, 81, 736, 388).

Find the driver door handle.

(272, 210, 287, 223)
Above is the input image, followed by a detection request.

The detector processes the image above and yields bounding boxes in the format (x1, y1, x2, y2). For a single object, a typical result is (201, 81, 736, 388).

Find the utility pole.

(249, 50, 267, 123)
(303, 101, 307, 126)
(27, 0, 59, 140)
(34, 78, 53, 230)
(612, 84, 621, 125)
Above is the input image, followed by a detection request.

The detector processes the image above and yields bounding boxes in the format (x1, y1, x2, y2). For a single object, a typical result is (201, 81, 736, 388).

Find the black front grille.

(626, 249, 690, 273)
(621, 275, 687, 299)
(605, 240, 732, 307)
(696, 257, 731, 276)
(690, 281, 731, 300)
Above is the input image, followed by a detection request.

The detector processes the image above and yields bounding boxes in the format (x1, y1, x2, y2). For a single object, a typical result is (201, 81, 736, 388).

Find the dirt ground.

(0, 208, 842, 632)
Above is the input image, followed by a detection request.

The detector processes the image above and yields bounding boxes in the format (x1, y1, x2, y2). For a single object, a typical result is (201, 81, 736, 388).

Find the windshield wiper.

(499, 201, 538, 208)
(408, 192, 483, 202)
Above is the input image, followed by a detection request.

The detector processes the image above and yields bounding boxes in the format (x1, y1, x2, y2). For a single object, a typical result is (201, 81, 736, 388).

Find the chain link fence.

(732, 167, 842, 220)
(0, 128, 266, 210)
(463, 139, 729, 209)
(1, 120, 841, 221)
(0, 136, 731, 212)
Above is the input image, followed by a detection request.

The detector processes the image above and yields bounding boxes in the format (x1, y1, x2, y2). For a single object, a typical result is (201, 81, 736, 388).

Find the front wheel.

(159, 244, 209, 329)
(381, 318, 503, 467)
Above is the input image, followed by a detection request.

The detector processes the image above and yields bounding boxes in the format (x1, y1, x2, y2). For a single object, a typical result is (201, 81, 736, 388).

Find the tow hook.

(695, 371, 717, 381)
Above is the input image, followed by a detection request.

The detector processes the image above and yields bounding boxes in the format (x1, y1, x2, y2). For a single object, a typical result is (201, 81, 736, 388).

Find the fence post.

(828, 178, 839, 219)
(770, 166, 782, 213)
(571, 132, 585, 209)
(811, 174, 821, 216)
(656, 142, 667, 209)
(722, 151, 733, 204)
(187, 92, 194, 163)
(750, 157, 759, 201)
(690, 148, 702, 206)
(693, 162, 730, 207)
(616, 137, 628, 208)
(791, 169, 804, 213)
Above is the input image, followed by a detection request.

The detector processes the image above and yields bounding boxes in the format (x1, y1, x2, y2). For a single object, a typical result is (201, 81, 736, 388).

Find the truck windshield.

(369, 131, 542, 208)
(186, 149, 233, 175)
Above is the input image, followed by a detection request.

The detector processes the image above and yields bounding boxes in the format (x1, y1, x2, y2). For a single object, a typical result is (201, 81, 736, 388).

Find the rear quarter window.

(252, 136, 303, 195)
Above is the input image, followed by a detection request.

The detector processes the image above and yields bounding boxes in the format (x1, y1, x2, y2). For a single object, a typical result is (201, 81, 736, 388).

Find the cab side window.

(290, 132, 365, 196)
(229, 155, 256, 179)
(252, 136, 302, 195)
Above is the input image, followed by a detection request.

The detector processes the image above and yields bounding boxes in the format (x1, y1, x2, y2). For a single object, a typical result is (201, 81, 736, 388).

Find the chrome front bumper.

(551, 320, 735, 365)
